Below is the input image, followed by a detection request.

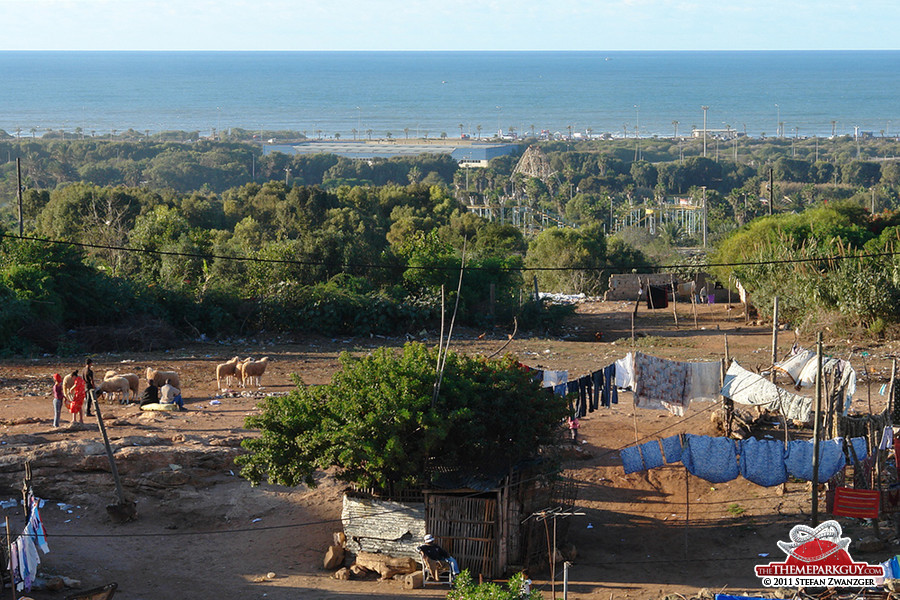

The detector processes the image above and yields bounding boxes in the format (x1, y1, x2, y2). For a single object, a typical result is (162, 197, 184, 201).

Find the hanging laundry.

(614, 353, 634, 389)
(740, 438, 787, 487)
(688, 361, 722, 403)
(633, 352, 691, 415)
(620, 446, 644, 475)
(661, 435, 683, 464)
(543, 370, 568, 388)
(590, 369, 602, 412)
(602, 364, 618, 407)
(575, 376, 590, 418)
(880, 426, 894, 451)
(773, 348, 817, 385)
(850, 436, 868, 460)
(721, 360, 812, 422)
(832, 487, 880, 519)
(553, 383, 567, 397)
(639, 440, 665, 470)
(682, 435, 740, 483)
(784, 438, 846, 481)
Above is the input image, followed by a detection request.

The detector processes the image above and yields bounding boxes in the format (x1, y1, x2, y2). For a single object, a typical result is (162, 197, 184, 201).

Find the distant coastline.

(1, 50, 898, 139)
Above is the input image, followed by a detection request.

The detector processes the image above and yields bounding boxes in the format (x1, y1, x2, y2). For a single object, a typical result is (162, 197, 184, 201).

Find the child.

(567, 416, 579, 443)
(51, 373, 63, 427)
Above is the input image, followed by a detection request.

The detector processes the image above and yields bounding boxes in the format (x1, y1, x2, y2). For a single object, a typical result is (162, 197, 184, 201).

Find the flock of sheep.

(89, 357, 271, 405)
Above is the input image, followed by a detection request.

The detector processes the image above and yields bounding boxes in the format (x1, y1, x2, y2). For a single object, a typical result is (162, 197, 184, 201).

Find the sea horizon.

(2, 50, 898, 140)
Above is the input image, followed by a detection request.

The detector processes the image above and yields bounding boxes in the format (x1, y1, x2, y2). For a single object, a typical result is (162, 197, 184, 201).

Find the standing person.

(51, 373, 64, 427)
(82, 358, 95, 416)
(67, 371, 86, 424)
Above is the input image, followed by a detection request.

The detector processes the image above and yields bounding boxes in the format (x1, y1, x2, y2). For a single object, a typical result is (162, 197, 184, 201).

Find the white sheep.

(145, 367, 181, 390)
(104, 371, 140, 403)
(216, 356, 241, 389)
(242, 357, 270, 388)
(95, 376, 131, 404)
(234, 358, 253, 388)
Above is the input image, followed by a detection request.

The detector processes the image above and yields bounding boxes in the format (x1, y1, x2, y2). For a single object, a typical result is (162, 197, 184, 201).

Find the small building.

(263, 140, 518, 167)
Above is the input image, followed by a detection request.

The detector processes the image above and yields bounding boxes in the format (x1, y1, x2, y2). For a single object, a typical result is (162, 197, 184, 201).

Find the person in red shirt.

(66, 370, 86, 424)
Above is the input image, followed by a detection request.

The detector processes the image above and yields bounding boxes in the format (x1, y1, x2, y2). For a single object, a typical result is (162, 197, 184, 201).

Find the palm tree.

(441, 132, 448, 139)
(352, 128, 358, 140)
(458, 123, 464, 138)
(530, 124, 536, 138)
(831, 120, 837, 138)
(334, 132, 341, 140)
(476, 124, 482, 139)
(386, 131, 392, 140)
(586, 127, 593, 139)
(404, 127, 410, 140)
(366, 129, 373, 140)
(672, 120, 679, 139)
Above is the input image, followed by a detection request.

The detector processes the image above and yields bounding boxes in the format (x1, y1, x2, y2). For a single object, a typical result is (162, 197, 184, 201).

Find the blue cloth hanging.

(682, 435, 739, 483)
(640, 440, 664, 470)
(784, 438, 846, 481)
(740, 438, 787, 487)
(620, 446, 644, 474)
(661, 435, 683, 464)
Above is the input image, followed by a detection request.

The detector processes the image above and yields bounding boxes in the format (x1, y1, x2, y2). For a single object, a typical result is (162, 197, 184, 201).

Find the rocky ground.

(0, 300, 898, 599)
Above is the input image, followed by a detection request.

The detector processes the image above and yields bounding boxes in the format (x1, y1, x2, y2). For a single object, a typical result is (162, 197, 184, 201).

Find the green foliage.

(448, 571, 540, 600)
(237, 343, 566, 490)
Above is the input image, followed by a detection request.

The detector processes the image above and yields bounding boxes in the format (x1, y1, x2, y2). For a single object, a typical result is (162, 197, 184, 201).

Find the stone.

(350, 564, 370, 577)
(333, 531, 346, 546)
(773, 587, 796, 599)
(324, 544, 345, 570)
(354, 551, 417, 580)
(333, 567, 351, 581)
(403, 571, 424, 590)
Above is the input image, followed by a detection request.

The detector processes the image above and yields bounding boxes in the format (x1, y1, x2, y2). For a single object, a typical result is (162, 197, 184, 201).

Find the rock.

(324, 544, 345, 570)
(856, 537, 885, 553)
(333, 567, 351, 580)
(354, 551, 417, 580)
(266, 572, 276, 579)
(333, 531, 347, 546)
(697, 588, 714, 600)
(350, 564, 370, 577)
(773, 587, 796, 599)
(403, 571, 424, 590)
(884, 579, 900, 592)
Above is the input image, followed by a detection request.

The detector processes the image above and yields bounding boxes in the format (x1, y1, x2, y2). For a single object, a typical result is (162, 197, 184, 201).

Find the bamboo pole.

(691, 281, 698, 329)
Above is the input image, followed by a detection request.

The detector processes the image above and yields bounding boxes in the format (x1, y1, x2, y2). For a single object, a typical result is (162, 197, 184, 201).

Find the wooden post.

(670, 274, 679, 329)
(723, 335, 733, 436)
(770, 296, 779, 383)
(94, 393, 127, 506)
(16, 157, 23, 237)
(812, 332, 823, 527)
(890, 359, 897, 418)
(631, 278, 643, 343)
(5, 516, 16, 600)
(690, 281, 698, 329)
(684, 469, 690, 554)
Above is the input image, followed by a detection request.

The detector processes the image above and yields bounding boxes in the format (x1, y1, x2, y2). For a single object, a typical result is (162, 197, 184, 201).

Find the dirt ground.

(1, 300, 898, 600)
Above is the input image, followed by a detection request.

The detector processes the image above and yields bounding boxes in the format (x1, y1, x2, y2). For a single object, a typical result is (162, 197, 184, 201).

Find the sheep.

(145, 367, 181, 390)
(95, 376, 131, 404)
(216, 356, 241, 389)
(242, 357, 270, 388)
(233, 358, 253, 388)
(104, 371, 140, 403)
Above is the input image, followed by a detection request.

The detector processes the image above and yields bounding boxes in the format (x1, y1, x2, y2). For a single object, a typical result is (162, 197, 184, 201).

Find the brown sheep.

(104, 371, 140, 403)
(242, 357, 269, 387)
(145, 367, 181, 390)
(216, 356, 241, 389)
(95, 376, 131, 404)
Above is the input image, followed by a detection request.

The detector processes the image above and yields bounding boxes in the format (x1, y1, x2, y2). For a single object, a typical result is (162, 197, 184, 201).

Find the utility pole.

(768, 168, 774, 216)
(701, 186, 707, 248)
(701, 106, 709, 158)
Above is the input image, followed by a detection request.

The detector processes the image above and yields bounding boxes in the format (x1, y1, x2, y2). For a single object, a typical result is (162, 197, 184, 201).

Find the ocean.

(1, 51, 898, 140)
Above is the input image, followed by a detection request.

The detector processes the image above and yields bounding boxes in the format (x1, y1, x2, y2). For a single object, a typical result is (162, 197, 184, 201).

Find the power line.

(1, 232, 898, 274)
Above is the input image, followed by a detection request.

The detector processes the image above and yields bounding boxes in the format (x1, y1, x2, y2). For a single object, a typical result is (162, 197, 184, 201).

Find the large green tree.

(237, 343, 565, 491)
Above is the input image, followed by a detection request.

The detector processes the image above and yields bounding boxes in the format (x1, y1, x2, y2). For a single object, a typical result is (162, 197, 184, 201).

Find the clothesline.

(620, 432, 872, 487)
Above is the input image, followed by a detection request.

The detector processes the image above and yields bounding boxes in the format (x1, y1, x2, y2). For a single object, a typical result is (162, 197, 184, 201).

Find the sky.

(1, 0, 897, 51)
